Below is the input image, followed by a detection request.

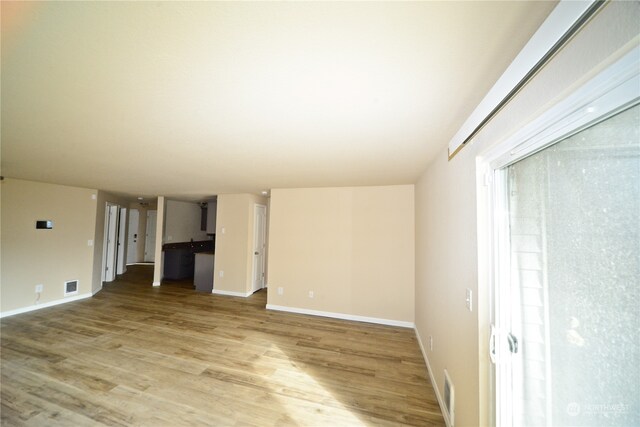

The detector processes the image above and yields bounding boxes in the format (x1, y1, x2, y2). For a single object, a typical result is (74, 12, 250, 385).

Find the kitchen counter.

(163, 239, 214, 252)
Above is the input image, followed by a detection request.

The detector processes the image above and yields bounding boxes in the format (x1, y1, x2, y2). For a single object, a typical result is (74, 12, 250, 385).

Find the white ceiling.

(1, 1, 556, 201)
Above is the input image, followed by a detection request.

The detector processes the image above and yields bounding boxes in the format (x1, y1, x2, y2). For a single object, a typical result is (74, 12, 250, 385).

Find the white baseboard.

(266, 304, 415, 328)
(415, 327, 450, 427)
(212, 289, 252, 297)
(0, 293, 93, 319)
(152, 281, 161, 287)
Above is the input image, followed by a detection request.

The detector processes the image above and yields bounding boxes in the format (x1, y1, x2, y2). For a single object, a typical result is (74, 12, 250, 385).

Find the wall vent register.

(443, 369, 455, 426)
(64, 280, 78, 296)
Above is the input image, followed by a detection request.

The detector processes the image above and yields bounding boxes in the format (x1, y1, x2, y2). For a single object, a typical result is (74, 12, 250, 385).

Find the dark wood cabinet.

(163, 240, 214, 280)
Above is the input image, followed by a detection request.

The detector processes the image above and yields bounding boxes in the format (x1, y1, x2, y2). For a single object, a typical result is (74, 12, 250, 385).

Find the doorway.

(251, 204, 267, 293)
(144, 210, 157, 262)
(127, 209, 139, 264)
(102, 203, 120, 282)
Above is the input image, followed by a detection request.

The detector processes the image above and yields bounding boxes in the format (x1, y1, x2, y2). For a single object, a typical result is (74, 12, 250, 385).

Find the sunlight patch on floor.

(268, 344, 367, 426)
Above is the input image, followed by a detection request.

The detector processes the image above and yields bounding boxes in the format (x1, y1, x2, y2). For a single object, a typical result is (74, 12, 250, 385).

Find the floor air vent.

(64, 280, 79, 296)
(443, 369, 455, 426)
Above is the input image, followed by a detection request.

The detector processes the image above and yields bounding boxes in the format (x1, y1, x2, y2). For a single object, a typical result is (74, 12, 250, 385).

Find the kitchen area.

(162, 199, 217, 292)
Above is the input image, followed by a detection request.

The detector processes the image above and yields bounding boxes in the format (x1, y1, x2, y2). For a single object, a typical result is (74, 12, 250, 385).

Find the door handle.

(254, 251, 259, 255)
(490, 324, 497, 364)
(507, 332, 519, 354)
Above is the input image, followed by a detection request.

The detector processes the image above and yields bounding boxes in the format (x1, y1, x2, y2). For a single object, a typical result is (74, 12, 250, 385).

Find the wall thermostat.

(36, 220, 54, 229)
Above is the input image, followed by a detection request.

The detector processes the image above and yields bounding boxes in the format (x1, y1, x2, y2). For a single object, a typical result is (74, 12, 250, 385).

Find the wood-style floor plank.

(1, 265, 444, 426)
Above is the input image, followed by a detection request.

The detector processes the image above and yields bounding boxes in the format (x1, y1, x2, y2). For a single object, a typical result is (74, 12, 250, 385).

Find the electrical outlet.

(429, 335, 433, 351)
(308, 291, 314, 298)
(35, 284, 43, 293)
(219, 270, 224, 278)
(277, 287, 284, 295)
(465, 288, 473, 312)
(87, 239, 93, 246)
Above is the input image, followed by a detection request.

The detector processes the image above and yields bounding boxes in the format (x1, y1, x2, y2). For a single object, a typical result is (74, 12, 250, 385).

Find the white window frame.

(477, 45, 640, 427)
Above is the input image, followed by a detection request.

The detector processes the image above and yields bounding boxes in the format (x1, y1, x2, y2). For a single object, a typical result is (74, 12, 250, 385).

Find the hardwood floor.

(1, 265, 445, 426)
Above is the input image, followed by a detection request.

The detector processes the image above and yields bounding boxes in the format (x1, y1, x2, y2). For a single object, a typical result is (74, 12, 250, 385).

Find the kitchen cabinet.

(163, 247, 194, 280)
(194, 253, 214, 292)
(206, 201, 217, 234)
(162, 240, 214, 280)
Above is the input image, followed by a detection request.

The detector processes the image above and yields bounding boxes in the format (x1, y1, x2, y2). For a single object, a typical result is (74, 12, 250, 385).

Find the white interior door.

(144, 210, 157, 262)
(127, 209, 139, 264)
(116, 208, 127, 274)
(103, 204, 119, 282)
(251, 204, 267, 293)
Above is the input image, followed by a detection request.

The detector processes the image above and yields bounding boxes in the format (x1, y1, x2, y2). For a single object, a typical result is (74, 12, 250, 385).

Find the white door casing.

(116, 208, 127, 275)
(251, 204, 267, 293)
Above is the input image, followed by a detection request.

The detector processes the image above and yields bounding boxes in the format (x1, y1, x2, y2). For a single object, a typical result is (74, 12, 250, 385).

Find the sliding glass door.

(494, 103, 639, 426)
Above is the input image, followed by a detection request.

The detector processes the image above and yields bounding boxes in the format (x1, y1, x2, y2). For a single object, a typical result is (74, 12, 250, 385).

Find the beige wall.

(1, 178, 97, 313)
(164, 199, 208, 244)
(92, 190, 132, 294)
(213, 193, 267, 294)
(414, 2, 639, 426)
(267, 185, 415, 323)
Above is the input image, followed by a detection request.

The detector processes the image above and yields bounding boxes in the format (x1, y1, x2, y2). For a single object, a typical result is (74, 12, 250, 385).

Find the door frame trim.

(101, 202, 120, 283)
(116, 208, 127, 275)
